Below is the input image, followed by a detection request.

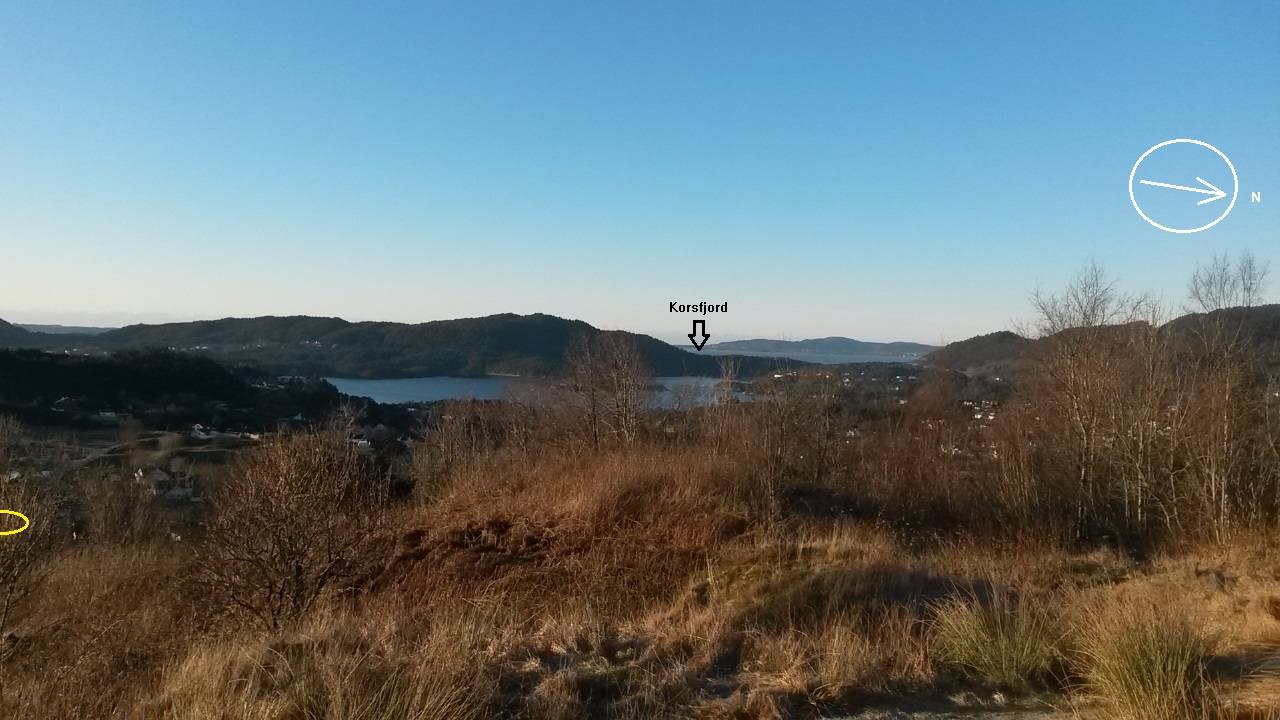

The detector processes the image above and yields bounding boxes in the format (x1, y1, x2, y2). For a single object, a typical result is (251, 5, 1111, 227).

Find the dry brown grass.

(7, 407, 1280, 718)
(743, 609, 930, 703)
(1, 543, 206, 717)
(375, 445, 766, 616)
(145, 602, 497, 720)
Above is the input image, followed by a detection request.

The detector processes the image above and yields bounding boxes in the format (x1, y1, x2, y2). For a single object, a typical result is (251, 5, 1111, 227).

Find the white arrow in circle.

(1139, 177, 1227, 205)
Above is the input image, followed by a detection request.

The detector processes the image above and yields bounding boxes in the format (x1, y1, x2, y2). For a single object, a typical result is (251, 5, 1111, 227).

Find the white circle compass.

(1129, 139, 1238, 234)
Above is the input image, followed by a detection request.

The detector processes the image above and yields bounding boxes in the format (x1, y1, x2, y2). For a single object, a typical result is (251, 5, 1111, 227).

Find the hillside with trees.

(0, 319, 40, 347)
(0, 313, 804, 379)
(0, 349, 253, 406)
(0, 348, 394, 431)
(923, 306, 1280, 377)
(924, 253, 1280, 376)
(920, 330, 1028, 373)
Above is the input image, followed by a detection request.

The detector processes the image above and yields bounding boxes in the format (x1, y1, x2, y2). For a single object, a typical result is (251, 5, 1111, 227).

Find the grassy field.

(4, 411, 1280, 718)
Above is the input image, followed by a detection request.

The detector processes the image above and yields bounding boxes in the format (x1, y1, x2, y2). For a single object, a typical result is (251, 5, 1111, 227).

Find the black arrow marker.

(689, 320, 709, 351)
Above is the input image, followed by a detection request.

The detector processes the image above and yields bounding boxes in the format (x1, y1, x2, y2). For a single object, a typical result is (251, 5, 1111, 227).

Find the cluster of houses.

(125, 420, 406, 504)
(962, 399, 999, 425)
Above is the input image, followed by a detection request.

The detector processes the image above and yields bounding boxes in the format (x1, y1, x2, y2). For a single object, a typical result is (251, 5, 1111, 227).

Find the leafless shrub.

(0, 418, 60, 650)
(0, 415, 30, 473)
(411, 400, 523, 503)
(0, 480, 59, 644)
(74, 471, 167, 545)
(705, 355, 742, 454)
(200, 431, 386, 629)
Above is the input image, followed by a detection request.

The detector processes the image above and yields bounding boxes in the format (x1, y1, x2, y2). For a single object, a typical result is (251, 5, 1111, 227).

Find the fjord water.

(325, 376, 513, 404)
(325, 376, 727, 407)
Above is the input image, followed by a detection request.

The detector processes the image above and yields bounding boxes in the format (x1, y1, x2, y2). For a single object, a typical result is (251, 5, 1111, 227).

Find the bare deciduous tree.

(1022, 263, 1174, 540)
(708, 355, 741, 454)
(1187, 251, 1270, 313)
(1180, 252, 1274, 538)
(1005, 259, 1279, 543)
(1238, 252, 1270, 308)
(565, 332, 653, 449)
(755, 366, 843, 489)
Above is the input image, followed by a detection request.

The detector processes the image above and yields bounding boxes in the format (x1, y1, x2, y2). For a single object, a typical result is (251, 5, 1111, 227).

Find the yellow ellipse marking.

(0, 510, 30, 536)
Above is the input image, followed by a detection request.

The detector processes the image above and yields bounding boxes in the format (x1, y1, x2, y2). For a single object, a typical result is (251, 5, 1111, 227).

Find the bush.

(200, 431, 386, 629)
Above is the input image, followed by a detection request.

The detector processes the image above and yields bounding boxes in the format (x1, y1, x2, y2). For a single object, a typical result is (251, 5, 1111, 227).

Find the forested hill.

(1162, 304, 1280, 349)
(920, 331, 1028, 372)
(0, 313, 802, 379)
(0, 318, 40, 347)
(922, 305, 1280, 375)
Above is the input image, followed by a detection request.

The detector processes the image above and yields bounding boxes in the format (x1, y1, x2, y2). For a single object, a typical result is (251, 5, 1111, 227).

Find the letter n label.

(1253, 192, 1261, 203)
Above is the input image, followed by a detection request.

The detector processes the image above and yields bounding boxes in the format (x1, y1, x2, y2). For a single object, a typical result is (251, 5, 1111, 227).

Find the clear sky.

(1, 2, 1277, 345)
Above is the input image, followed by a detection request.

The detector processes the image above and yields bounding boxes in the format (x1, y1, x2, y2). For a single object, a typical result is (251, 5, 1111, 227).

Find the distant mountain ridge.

(17, 324, 115, 335)
(708, 337, 936, 357)
(15, 305, 1280, 382)
(0, 313, 806, 379)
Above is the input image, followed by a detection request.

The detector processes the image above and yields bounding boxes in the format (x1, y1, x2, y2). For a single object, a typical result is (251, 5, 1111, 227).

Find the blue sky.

(1, 2, 1277, 344)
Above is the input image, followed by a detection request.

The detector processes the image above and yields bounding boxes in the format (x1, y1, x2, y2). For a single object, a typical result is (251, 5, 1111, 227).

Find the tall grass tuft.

(931, 592, 1064, 689)
(1079, 600, 1217, 720)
